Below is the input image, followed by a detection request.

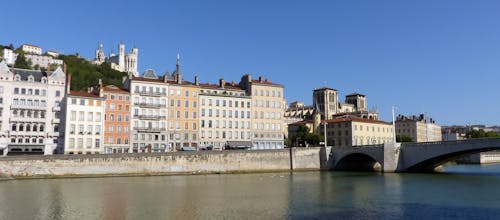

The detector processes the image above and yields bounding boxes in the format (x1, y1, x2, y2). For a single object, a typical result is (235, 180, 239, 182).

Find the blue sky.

(2, 1, 499, 125)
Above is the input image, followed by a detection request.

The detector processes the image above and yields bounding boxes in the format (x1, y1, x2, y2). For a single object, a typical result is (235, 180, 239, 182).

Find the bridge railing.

(402, 137, 500, 147)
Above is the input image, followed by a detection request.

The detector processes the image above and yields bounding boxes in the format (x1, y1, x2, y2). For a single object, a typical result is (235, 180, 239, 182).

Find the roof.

(313, 87, 337, 91)
(346, 93, 366, 97)
(199, 83, 245, 91)
(251, 79, 283, 87)
(323, 117, 392, 125)
(290, 120, 314, 125)
(103, 85, 129, 93)
(69, 90, 101, 98)
(166, 80, 196, 86)
(13, 68, 48, 82)
(131, 76, 164, 83)
(21, 44, 41, 48)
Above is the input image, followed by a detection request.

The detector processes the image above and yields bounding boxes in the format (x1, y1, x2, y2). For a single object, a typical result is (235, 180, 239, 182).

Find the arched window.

(26, 124, 31, 132)
(33, 124, 38, 132)
(14, 74, 20, 81)
(11, 124, 17, 131)
(28, 75, 34, 83)
(39, 125, 44, 132)
(19, 124, 24, 131)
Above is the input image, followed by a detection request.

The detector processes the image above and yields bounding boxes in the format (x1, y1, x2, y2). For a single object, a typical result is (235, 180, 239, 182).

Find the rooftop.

(69, 90, 101, 98)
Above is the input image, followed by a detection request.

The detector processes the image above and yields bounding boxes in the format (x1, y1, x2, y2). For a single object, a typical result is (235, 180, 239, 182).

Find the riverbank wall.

(456, 151, 500, 164)
(0, 147, 330, 180)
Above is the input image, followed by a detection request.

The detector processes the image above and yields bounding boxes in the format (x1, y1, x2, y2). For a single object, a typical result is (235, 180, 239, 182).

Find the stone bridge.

(326, 138, 500, 172)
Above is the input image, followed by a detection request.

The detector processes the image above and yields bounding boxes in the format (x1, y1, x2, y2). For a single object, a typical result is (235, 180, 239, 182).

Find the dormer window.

(14, 74, 20, 81)
(28, 75, 34, 82)
(41, 77, 47, 84)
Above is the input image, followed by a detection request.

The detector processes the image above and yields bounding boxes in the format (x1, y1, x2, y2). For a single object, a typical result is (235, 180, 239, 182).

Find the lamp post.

(392, 106, 397, 144)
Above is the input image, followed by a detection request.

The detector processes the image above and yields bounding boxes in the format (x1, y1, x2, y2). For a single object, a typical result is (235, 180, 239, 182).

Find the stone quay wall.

(0, 148, 328, 179)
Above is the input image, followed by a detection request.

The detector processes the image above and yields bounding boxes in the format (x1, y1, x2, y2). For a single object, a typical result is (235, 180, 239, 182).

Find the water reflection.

(0, 166, 500, 219)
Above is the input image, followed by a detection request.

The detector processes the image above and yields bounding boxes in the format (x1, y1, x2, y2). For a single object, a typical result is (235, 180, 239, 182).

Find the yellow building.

(240, 75, 285, 149)
(324, 118, 393, 147)
(167, 74, 200, 150)
(395, 114, 442, 142)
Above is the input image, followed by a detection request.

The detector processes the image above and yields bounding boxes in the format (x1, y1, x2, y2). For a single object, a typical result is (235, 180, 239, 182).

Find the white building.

(123, 69, 169, 152)
(21, 44, 42, 55)
(61, 80, 105, 154)
(2, 47, 16, 65)
(0, 60, 66, 155)
(94, 43, 138, 76)
(2, 46, 63, 69)
(199, 79, 252, 150)
(395, 114, 442, 142)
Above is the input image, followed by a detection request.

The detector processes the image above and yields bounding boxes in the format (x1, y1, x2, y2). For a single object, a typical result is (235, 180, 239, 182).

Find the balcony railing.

(52, 106, 61, 111)
(10, 117, 46, 123)
(133, 115, 166, 120)
(133, 127, 166, 132)
(136, 91, 165, 97)
(134, 102, 166, 108)
(52, 118, 60, 124)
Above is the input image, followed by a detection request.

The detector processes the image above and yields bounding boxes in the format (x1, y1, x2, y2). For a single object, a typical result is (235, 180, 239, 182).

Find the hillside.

(59, 55, 127, 91)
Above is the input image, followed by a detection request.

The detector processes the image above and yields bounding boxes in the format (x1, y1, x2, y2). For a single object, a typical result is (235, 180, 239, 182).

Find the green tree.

(14, 53, 32, 69)
(467, 129, 500, 138)
(396, 135, 413, 142)
(292, 125, 324, 147)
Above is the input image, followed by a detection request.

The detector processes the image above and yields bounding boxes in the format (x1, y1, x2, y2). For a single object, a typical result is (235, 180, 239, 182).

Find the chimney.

(219, 78, 225, 88)
(194, 74, 199, 86)
(177, 74, 182, 84)
(99, 78, 104, 97)
(258, 76, 263, 83)
(231, 80, 235, 86)
(66, 74, 71, 95)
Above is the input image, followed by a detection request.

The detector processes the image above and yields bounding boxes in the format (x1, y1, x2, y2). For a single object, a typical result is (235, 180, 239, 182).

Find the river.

(0, 164, 499, 219)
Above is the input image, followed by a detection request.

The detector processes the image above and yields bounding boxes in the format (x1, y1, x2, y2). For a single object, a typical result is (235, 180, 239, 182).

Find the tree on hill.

(14, 53, 32, 69)
(59, 55, 127, 91)
(467, 129, 500, 138)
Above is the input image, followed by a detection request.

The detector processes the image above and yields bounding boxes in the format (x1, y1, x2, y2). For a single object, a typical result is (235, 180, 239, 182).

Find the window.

(87, 112, 93, 121)
(95, 139, 100, 148)
(56, 90, 61, 97)
(79, 111, 84, 121)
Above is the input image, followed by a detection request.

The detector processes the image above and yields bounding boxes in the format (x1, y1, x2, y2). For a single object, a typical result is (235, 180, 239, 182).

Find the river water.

(1, 164, 500, 220)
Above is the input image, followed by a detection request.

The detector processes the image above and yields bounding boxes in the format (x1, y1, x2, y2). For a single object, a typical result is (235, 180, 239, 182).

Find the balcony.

(10, 105, 44, 110)
(52, 118, 60, 124)
(52, 106, 61, 112)
(138, 91, 165, 97)
(134, 102, 166, 109)
(133, 114, 166, 120)
(133, 127, 166, 133)
(10, 117, 46, 123)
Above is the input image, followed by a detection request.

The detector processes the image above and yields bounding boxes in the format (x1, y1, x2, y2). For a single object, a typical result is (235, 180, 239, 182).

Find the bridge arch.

(400, 139, 500, 172)
(404, 147, 500, 172)
(334, 153, 382, 172)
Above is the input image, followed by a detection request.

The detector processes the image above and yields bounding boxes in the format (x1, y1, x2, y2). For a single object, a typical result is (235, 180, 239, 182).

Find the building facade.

(102, 85, 131, 153)
(62, 85, 105, 154)
(167, 74, 200, 150)
(199, 79, 252, 150)
(0, 61, 66, 155)
(240, 75, 285, 149)
(21, 44, 42, 55)
(325, 118, 393, 147)
(123, 69, 169, 152)
(395, 114, 442, 142)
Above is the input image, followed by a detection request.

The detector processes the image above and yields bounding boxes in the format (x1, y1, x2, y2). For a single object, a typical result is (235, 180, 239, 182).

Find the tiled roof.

(323, 117, 391, 125)
(131, 76, 164, 83)
(103, 85, 129, 93)
(69, 90, 101, 98)
(290, 120, 314, 125)
(199, 83, 245, 91)
(251, 79, 283, 87)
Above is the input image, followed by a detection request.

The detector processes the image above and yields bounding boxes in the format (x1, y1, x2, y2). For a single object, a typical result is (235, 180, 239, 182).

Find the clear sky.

(2, 0, 499, 125)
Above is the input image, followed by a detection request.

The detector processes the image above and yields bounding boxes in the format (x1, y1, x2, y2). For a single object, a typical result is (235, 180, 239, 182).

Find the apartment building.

(240, 74, 285, 150)
(102, 85, 131, 153)
(199, 78, 252, 150)
(123, 69, 169, 152)
(0, 61, 66, 155)
(395, 114, 442, 142)
(324, 117, 393, 147)
(167, 74, 200, 150)
(62, 84, 105, 154)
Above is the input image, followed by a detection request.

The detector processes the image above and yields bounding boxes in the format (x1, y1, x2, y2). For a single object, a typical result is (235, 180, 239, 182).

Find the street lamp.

(392, 106, 397, 144)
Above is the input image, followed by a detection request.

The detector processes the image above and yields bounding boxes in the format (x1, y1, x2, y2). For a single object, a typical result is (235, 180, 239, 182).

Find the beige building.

(62, 85, 105, 154)
(199, 78, 252, 150)
(21, 44, 42, 55)
(240, 75, 285, 149)
(324, 117, 393, 147)
(287, 117, 393, 147)
(395, 114, 442, 142)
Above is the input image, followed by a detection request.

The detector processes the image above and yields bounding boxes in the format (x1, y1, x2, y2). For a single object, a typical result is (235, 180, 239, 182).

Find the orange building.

(102, 85, 131, 153)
